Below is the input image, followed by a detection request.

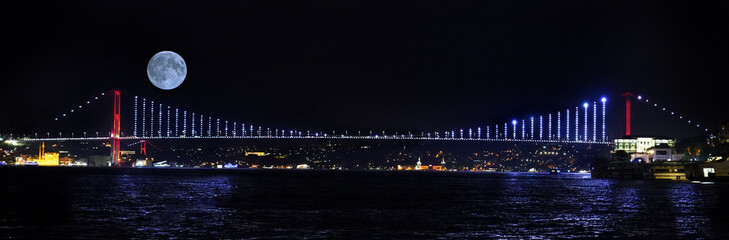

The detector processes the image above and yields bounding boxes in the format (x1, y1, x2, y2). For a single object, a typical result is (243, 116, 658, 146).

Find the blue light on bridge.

(521, 119, 525, 139)
(601, 98, 606, 142)
(575, 107, 579, 141)
(566, 109, 570, 141)
(593, 101, 597, 141)
(530, 117, 534, 140)
(495, 125, 499, 139)
(583, 104, 588, 141)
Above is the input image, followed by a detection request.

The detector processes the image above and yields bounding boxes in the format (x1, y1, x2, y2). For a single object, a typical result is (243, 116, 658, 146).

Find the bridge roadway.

(14, 136, 613, 145)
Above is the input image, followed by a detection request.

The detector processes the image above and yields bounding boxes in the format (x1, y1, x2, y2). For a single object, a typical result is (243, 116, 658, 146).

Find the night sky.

(2, 1, 728, 140)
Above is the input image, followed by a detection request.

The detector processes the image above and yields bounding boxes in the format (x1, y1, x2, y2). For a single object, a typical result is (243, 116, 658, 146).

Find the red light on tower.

(111, 89, 121, 165)
(622, 92, 633, 136)
(140, 140, 147, 156)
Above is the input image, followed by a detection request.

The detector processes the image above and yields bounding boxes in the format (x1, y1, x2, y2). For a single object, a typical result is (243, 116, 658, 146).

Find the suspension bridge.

(4, 90, 709, 165)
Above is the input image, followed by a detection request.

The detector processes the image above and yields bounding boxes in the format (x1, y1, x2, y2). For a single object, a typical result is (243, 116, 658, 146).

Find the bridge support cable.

(634, 94, 709, 132)
(19, 92, 615, 145)
(575, 107, 580, 141)
(593, 101, 597, 141)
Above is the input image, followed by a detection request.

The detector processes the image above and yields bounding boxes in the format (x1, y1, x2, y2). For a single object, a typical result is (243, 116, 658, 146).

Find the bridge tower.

(622, 92, 633, 136)
(111, 90, 121, 165)
(140, 140, 147, 156)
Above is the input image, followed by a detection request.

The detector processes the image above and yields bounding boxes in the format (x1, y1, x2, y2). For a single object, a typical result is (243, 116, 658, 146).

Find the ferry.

(686, 160, 729, 181)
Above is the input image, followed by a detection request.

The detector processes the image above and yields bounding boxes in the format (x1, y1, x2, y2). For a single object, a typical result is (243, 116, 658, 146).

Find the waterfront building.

(396, 158, 445, 171)
(650, 146, 685, 162)
(134, 159, 146, 167)
(630, 144, 686, 163)
(614, 136, 675, 154)
(31, 152, 59, 166)
(245, 151, 268, 157)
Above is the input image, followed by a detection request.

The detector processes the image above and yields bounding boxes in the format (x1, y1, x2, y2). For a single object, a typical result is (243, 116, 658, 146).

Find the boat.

(153, 161, 171, 168)
(685, 160, 729, 181)
(550, 167, 561, 174)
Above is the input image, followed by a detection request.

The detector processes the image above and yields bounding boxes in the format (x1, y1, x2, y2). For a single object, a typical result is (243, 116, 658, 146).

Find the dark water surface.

(1, 167, 728, 239)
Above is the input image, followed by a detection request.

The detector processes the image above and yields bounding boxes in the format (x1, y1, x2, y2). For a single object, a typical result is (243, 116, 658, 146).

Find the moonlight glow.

(147, 51, 187, 90)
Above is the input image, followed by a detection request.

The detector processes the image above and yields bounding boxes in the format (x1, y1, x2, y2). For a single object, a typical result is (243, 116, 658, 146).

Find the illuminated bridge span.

(5, 90, 708, 165)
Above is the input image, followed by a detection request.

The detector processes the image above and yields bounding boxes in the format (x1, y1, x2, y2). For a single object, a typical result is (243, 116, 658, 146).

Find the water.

(1, 168, 728, 239)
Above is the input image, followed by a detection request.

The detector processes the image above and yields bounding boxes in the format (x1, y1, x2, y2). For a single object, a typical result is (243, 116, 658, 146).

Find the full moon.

(147, 51, 187, 90)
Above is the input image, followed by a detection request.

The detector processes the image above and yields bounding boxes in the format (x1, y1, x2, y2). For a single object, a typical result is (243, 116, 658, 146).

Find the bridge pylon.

(111, 90, 121, 165)
(622, 92, 633, 136)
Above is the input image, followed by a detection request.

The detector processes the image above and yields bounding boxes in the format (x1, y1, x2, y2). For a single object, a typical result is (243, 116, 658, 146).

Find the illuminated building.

(59, 156, 73, 165)
(650, 146, 684, 162)
(135, 159, 147, 167)
(245, 151, 269, 157)
(27, 142, 59, 166)
(397, 165, 444, 171)
(629, 145, 684, 163)
(614, 136, 675, 154)
(396, 157, 445, 171)
(33, 153, 59, 166)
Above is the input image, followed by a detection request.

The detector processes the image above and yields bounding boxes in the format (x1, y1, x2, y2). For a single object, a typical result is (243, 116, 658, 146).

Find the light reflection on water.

(1, 170, 728, 239)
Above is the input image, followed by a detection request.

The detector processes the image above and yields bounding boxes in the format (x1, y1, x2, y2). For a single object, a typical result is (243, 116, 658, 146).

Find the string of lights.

(149, 101, 154, 136)
(548, 114, 551, 140)
(539, 115, 543, 140)
(566, 109, 570, 141)
(453, 98, 606, 142)
(601, 98, 606, 141)
(175, 108, 179, 136)
(158, 104, 162, 137)
(574, 106, 579, 141)
(142, 99, 146, 137)
(42, 93, 614, 142)
(592, 101, 596, 141)
(166, 106, 170, 137)
(495, 124, 499, 139)
(583, 103, 588, 142)
(530, 117, 534, 140)
(635, 94, 708, 132)
(521, 119, 525, 139)
(134, 96, 138, 136)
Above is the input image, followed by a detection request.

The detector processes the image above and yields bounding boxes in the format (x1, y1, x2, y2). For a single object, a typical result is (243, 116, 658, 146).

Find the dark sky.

(2, 1, 728, 140)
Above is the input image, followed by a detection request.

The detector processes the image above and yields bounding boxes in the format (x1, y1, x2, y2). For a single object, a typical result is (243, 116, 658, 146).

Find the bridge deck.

(14, 136, 612, 144)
